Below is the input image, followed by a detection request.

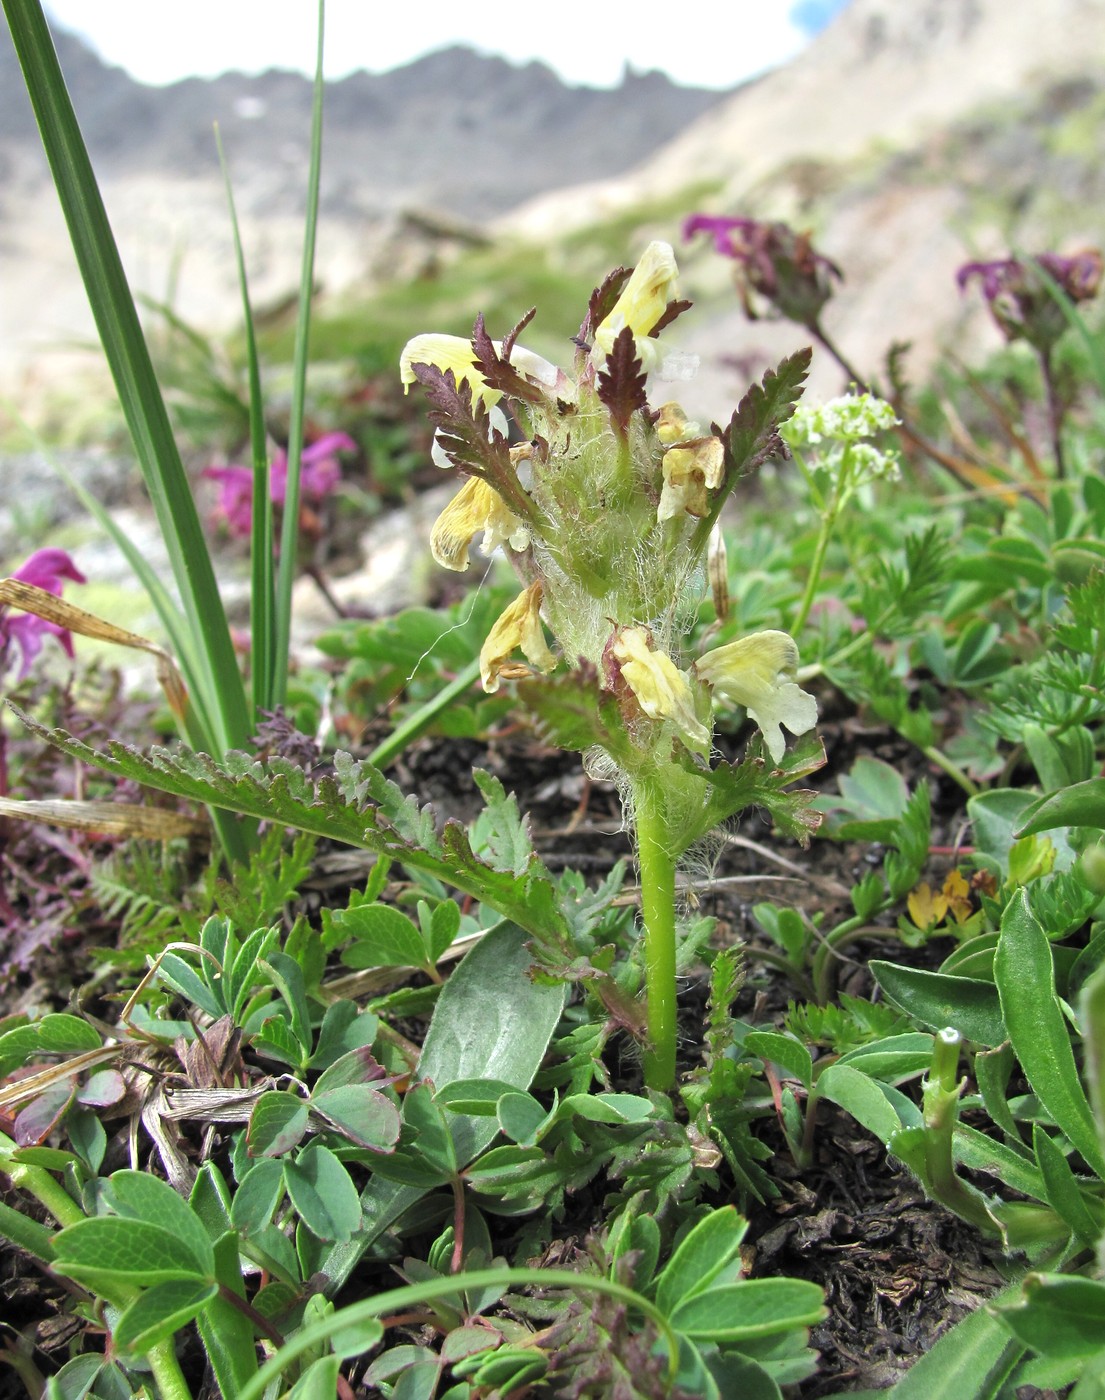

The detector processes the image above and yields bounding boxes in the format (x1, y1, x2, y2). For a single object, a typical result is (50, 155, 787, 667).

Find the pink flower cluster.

(684, 213, 842, 328)
(957, 250, 1103, 350)
(203, 432, 355, 538)
(1, 548, 86, 680)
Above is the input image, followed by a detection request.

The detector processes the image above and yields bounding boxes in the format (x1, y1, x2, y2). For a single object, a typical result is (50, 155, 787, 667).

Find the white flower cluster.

(782, 393, 901, 485)
(782, 393, 899, 448)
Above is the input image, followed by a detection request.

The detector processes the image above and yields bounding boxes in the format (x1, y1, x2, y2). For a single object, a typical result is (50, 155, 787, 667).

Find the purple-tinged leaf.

(310, 1084, 401, 1152)
(501, 306, 537, 360)
(596, 327, 648, 435)
(14, 1079, 75, 1145)
(651, 297, 692, 335)
(312, 1046, 390, 1095)
(472, 313, 545, 404)
(77, 1068, 127, 1108)
(579, 266, 631, 345)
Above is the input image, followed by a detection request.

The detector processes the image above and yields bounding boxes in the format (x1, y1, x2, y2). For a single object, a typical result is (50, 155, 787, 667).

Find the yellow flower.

(400, 334, 560, 409)
(658, 436, 725, 521)
(593, 241, 679, 372)
(611, 626, 710, 750)
(480, 581, 556, 692)
(656, 402, 700, 445)
(430, 477, 528, 572)
(696, 630, 817, 764)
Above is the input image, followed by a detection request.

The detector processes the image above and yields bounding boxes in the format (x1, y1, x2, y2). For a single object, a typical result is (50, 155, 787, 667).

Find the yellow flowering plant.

(402, 242, 824, 1089)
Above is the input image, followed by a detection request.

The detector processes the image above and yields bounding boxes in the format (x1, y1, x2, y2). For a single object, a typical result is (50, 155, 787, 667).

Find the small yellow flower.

(696, 630, 817, 764)
(593, 241, 679, 372)
(658, 436, 725, 521)
(480, 581, 556, 692)
(656, 402, 700, 445)
(611, 626, 710, 750)
(430, 477, 529, 572)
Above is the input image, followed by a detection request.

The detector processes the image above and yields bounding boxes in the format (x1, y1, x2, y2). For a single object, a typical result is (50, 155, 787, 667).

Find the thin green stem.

(921, 744, 979, 799)
(368, 657, 482, 770)
(633, 781, 678, 1091)
(810, 909, 899, 1004)
(234, 1267, 680, 1400)
(791, 508, 836, 638)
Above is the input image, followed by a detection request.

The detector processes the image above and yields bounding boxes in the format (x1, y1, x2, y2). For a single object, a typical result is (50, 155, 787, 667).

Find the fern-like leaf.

(10, 706, 572, 954)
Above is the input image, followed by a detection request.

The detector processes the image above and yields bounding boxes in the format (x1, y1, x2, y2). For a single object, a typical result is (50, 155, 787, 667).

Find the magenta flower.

(684, 213, 842, 329)
(957, 250, 1103, 351)
(203, 432, 356, 538)
(1, 548, 87, 680)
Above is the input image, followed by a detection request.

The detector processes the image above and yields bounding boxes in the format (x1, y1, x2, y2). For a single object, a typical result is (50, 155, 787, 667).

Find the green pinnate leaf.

(229, 1157, 286, 1237)
(108, 1170, 215, 1277)
(335, 903, 427, 971)
(308, 1001, 379, 1072)
(10, 712, 572, 951)
(744, 1032, 813, 1092)
(0, 1013, 103, 1078)
(427, 899, 461, 961)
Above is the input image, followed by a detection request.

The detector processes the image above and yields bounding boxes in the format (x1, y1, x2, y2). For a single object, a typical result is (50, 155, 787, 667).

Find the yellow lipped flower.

(611, 626, 710, 751)
(480, 581, 557, 692)
(430, 477, 529, 572)
(592, 241, 679, 372)
(696, 630, 818, 765)
(658, 436, 725, 521)
(400, 334, 560, 408)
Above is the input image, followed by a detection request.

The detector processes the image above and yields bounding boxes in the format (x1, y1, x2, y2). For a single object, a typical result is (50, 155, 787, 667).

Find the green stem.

(634, 781, 678, 1091)
(0, 1197, 56, 1262)
(234, 1267, 680, 1400)
(791, 463, 848, 638)
(920, 1029, 1001, 1237)
(145, 1341, 195, 1400)
(791, 514, 834, 637)
(921, 743, 979, 798)
(368, 657, 482, 770)
(1, 1154, 83, 1229)
(810, 908, 899, 1004)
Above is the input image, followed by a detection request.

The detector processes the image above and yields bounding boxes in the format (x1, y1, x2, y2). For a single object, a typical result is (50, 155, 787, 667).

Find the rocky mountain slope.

(3, 0, 1104, 426)
(498, 0, 1105, 418)
(0, 17, 727, 395)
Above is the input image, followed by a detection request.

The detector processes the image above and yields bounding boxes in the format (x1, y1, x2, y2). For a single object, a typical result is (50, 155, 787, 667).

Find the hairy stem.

(634, 781, 678, 1091)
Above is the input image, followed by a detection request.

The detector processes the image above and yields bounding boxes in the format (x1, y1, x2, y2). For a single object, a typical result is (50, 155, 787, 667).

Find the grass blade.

(273, 0, 326, 702)
(215, 125, 275, 718)
(3, 0, 250, 757)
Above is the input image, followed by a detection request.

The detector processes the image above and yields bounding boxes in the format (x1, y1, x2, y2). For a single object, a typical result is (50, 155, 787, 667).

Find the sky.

(41, 1, 849, 92)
